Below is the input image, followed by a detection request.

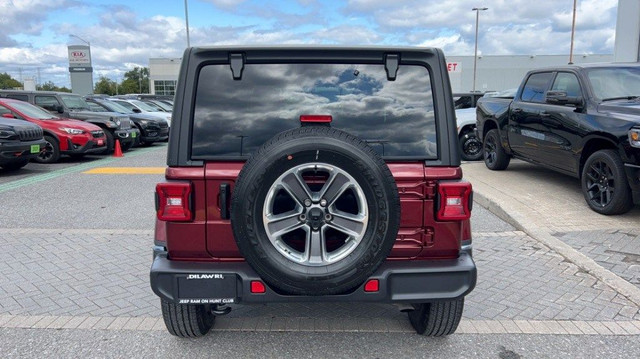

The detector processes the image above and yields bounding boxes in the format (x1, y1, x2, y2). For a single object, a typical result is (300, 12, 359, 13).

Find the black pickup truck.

(477, 63, 640, 215)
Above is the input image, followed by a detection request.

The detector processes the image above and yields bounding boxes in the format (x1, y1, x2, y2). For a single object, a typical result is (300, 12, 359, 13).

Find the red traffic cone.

(113, 139, 124, 157)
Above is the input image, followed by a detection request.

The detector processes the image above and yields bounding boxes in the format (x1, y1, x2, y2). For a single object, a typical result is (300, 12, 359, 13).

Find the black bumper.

(624, 163, 640, 204)
(150, 251, 477, 305)
(141, 127, 169, 143)
(0, 139, 47, 164)
(115, 129, 136, 144)
(63, 138, 106, 155)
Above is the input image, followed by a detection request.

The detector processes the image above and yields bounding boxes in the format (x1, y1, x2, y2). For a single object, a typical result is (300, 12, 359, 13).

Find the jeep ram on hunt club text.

(150, 46, 477, 338)
(477, 64, 640, 215)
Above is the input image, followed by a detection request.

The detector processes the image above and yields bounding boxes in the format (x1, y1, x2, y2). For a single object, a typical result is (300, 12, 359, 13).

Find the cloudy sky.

(0, 0, 618, 87)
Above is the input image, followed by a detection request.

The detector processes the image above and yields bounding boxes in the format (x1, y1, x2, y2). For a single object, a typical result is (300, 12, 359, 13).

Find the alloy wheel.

(263, 163, 368, 266)
(584, 160, 616, 207)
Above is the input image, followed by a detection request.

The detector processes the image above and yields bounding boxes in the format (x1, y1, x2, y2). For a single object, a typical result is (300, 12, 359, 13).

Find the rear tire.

(483, 129, 510, 170)
(161, 299, 215, 338)
(408, 298, 464, 336)
(102, 130, 115, 154)
(121, 140, 134, 152)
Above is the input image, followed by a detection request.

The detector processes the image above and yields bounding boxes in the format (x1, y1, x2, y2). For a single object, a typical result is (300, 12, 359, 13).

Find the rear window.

(192, 63, 437, 159)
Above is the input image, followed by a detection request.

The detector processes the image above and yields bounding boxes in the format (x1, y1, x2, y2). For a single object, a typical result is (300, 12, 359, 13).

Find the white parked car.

(109, 99, 172, 127)
(456, 108, 483, 161)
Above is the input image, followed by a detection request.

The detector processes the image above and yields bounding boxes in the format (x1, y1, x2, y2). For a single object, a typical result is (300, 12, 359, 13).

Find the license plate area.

(177, 273, 237, 304)
(30, 144, 40, 154)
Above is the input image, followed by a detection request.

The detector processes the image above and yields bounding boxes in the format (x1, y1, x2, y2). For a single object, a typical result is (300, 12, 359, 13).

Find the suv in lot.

(0, 90, 135, 153)
(0, 111, 45, 170)
(150, 46, 476, 338)
(85, 97, 169, 146)
(0, 98, 107, 163)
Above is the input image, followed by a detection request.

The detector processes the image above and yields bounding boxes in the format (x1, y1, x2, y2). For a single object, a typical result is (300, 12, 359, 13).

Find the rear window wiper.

(601, 96, 640, 102)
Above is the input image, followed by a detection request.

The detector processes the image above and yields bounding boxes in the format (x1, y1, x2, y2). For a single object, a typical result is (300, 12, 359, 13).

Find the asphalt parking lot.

(1, 146, 639, 358)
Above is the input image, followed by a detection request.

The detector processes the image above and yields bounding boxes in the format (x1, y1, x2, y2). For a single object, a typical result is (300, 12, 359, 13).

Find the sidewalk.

(462, 159, 640, 306)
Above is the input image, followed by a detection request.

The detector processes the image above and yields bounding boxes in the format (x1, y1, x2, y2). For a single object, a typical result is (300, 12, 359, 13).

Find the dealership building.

(147, 53, 613, 96)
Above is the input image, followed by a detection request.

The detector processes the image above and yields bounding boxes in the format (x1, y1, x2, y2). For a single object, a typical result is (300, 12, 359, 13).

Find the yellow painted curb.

(83, 167, 166, 175)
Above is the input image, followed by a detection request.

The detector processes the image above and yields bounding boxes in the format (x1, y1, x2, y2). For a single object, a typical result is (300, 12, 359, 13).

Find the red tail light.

(436, 181, 472, 221)
(300, 115, 332, 123)
(156, 182, 193, 221)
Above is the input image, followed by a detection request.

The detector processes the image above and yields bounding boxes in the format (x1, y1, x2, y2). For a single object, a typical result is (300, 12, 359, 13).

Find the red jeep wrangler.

(150, 46, 476, 337)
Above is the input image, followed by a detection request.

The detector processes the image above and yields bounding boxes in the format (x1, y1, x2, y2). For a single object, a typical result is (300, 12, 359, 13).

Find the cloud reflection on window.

(192, 63, 437, 159)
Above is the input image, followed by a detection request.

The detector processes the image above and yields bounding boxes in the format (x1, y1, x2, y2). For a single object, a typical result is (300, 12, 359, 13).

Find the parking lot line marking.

(82, 167, 165, 174)
(0, 146, 165, 194)
(2, 315, 640, 335)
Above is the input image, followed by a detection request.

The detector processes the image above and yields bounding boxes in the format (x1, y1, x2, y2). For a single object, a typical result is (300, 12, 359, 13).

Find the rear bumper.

(150, 250, 477, 305)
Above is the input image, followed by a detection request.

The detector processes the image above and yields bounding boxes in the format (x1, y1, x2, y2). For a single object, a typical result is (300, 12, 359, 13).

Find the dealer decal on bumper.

(177, 273, 237, 304)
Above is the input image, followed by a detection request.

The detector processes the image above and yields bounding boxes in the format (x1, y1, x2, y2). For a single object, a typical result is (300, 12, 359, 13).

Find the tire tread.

(161, 299, 214, 338)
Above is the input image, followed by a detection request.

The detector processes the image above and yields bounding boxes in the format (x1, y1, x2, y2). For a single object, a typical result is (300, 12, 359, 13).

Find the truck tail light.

(156, 182, 193, 221)
(436, 181, 472, 221)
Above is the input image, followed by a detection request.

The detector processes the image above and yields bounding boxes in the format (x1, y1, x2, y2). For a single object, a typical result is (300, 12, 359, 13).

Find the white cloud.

(203, 0, 247, 10)
(0, 0, 622, 87)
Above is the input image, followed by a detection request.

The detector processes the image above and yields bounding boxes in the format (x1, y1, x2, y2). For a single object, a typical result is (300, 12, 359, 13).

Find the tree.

(94, 76, 118, 95)
(37, 81, 71, 92)
(121, 66, 150, 94)
(0, 73, 22, 89)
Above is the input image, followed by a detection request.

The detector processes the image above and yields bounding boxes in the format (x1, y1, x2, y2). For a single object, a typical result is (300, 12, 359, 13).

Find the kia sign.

(68, 45, 91, 66)
(68, 44, 93, 95)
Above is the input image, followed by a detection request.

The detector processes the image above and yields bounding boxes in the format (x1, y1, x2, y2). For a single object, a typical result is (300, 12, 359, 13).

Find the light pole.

(472, 7, 488, 93)
(184, 0, 191, 48)
(569, 0, 577, 64)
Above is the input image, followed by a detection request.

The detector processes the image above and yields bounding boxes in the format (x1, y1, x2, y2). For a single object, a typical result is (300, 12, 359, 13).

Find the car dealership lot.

(1, 147, 639, 357)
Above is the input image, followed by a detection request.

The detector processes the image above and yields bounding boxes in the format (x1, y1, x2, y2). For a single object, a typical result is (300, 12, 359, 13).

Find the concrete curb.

(473, 191, 640, 308)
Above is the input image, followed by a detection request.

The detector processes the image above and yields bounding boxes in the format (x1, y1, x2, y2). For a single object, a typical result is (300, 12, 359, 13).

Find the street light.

(471, 7, 488, 93)
(569, 0, 577, 64)
(184, 0, 191, 48)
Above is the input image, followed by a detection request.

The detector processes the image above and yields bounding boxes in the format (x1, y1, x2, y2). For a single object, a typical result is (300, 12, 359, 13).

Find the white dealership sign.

(68, 46, 91, 66)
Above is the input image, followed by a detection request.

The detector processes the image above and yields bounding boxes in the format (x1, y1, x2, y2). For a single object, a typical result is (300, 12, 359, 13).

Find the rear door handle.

(219, 183, 230, 219)
(540, 112, 550, 117)
(512, 108, 523, 113)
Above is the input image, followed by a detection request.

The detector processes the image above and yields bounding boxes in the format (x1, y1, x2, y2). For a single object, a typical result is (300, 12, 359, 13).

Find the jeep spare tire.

(231, 127, 400, 295)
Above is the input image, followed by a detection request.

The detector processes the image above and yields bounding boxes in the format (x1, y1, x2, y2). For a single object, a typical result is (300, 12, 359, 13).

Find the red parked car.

(0, 99, 107, 163)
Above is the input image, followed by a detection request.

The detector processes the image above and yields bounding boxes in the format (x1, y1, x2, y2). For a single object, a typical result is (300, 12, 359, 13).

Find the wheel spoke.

(265, 211, 303, 237)
(587, 183, 599, 191)
(280, 172, 312, 205)
(604, 188, 613, 205)
(326, 211, 366, 238)
(304, 230, 325, 265)
(318, 172, 351, 205)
